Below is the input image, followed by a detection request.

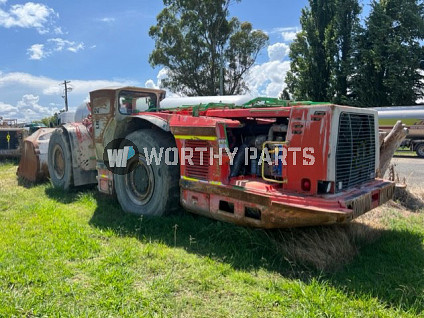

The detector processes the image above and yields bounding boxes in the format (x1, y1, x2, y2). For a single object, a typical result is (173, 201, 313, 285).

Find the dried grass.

(268, 187, 424, 272)
(392, 186, 424, 212)
(269, 220, 383, 272)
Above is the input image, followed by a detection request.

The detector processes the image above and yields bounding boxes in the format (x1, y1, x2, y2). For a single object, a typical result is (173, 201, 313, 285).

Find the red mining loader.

(43, 86, 393, 228)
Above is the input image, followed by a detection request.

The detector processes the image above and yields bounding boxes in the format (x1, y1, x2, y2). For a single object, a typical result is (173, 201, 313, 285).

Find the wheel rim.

(125, 155, 155, 205)
(417, 145, 424, 157)
(53, 144, 65, 180)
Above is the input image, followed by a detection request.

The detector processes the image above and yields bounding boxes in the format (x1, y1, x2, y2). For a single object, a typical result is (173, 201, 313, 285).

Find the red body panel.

(284, 107, 332, 193)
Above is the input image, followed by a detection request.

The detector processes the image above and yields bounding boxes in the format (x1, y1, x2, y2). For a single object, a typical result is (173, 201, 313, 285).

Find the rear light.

(301, 178, 311, 192)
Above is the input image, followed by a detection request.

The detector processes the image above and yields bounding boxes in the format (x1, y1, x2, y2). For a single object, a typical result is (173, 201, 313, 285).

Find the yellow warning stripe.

(181, 176, 200, 182)
(181, 176, 222, 186)
(174, 135, 217, 141)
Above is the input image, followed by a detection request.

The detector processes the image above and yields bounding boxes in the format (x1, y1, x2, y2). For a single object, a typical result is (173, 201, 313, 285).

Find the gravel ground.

(389, 156, 424, 186)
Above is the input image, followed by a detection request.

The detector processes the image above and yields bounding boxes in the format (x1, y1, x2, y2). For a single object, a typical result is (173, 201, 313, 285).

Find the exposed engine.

(228, 118, 288, 182)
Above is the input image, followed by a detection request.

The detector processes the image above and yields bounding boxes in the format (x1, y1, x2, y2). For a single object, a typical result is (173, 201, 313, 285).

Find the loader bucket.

(17, 128, 55, 183)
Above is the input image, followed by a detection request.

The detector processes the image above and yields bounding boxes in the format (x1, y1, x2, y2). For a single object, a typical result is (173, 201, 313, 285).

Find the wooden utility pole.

(61, 80, 71, 112)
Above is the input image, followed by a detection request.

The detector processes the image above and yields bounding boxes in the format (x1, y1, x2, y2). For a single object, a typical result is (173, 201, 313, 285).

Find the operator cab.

(118, 88, 166, 114)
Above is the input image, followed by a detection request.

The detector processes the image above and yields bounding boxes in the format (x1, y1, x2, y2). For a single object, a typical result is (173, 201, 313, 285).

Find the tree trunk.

(378, 121, 408, 178)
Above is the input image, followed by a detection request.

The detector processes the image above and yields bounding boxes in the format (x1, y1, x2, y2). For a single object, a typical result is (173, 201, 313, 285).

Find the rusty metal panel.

(17, 128, 54, 182)
(63, 123, 97, 186)
(179, 178, 394, 229)
(90, 90, 116, 160)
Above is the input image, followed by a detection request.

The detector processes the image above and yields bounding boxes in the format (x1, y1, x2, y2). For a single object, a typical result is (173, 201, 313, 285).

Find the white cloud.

(267, 42, 290, 61)
(145, 68, 182, 97)
(282, 31, 298, 42)
(245, 60, 290, 97)
(48, 38, 85, 53)
(0, 101, 16, 112)
(53, 26, 64, 35)
(0, 94, 61, 122)
(270, 26, 300, 42)
(0, 71, 140, 122)
(67, 42, 84, 53)
(17, 94, 61, 120)
(0, 0, 7, 5)
(244, 38, 293, 97)
(98, 17, 115, 23)
(144, 79, 157, 89)
(27, 38, 85, 60)
(0, 2, 56, 33)
(271, 27, 298, 33)
(27, 43, 45, 60)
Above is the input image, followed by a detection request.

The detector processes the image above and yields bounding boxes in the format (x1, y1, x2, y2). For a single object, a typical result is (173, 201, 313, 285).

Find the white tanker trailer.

(376, 105, 424, 157)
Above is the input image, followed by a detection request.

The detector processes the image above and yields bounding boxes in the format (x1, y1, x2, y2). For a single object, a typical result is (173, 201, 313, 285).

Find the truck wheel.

(48, 128, 73, 190)
(416, 143, 424, 158)
(114, 129, 180, 216)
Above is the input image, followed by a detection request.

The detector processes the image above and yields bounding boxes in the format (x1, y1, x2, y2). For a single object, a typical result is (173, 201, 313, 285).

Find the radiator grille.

(335, 112, 376, 192)
(185, 140, 210, 181)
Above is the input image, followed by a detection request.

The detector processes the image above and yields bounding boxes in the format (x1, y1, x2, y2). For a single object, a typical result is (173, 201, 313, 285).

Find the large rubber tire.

(114, 129, 180, 216)
(415, 143, 424, 158)
(48, 128, 73, 190)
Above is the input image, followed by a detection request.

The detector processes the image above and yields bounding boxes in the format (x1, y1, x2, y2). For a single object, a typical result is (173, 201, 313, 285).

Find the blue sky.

(0, 0, 372, 122)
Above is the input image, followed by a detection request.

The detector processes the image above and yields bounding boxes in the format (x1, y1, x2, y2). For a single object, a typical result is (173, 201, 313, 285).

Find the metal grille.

(185, 140, 210, 181)
(335, 112, 376, 192)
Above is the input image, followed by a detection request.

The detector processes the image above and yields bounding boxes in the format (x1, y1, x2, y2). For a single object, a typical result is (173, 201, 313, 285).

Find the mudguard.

(62, 123, 97, 186)
(131, 114, 170, 132)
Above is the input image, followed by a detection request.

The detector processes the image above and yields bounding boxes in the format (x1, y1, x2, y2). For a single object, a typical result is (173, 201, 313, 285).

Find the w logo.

(107, 146, 136, 168)
(104, 139, 139, 175)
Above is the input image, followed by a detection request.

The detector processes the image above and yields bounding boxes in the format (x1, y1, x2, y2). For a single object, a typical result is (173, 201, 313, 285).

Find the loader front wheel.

(114, 129, 180, 216)
(48, 128, 73, 190)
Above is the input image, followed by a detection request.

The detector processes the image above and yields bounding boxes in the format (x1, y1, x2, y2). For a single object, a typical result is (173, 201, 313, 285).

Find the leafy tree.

(285, 0, 338, 102)
(149, 0, 268, 96)
(37, 113, 59, 127)
(332, 0, 361, 104)
(279, 88, 291, 100)
(286, 0, 362, 103)
(351, 0, 424, 107)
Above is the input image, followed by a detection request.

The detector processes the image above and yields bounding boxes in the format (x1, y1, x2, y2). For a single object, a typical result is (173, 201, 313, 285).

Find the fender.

(131, 114, 170, 132)
(62, 122, 97, 186)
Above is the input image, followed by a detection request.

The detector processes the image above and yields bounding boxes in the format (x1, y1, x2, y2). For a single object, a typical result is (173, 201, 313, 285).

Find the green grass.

(394, 148, 418, 157)
(0, 162, 423, 317)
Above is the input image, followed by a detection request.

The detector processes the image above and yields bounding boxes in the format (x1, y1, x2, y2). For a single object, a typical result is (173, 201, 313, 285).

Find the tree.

(332, 0, 361, 104)
(285, 0, 339, 102)
(279, 88, 291, 100)
(149, 0, 268, 96)
(286, 0, 362, 103)
(36, 112, 60, 127)
(351, 0, 424, 107)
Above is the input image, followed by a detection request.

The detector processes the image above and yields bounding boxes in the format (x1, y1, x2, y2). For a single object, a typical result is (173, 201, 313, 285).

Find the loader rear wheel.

(48, 128, 73, 190)
(415, 143, 424, 158)
(114, 129, 180, 216)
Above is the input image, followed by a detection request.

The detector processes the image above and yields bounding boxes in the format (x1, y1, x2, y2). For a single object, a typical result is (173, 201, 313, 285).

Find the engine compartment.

(227, 118, 289, 183)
